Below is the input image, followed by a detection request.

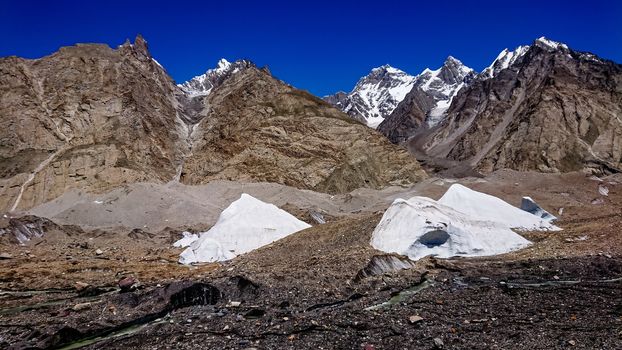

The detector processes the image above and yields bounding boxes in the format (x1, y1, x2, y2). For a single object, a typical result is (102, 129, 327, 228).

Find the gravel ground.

(0, 171, 620, 349)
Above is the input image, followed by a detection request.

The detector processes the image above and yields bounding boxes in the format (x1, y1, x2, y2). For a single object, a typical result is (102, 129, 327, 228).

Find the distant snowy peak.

(324, 65, 416, 128)
(480, 45, 529, 79)
(534, 36, 569, 51)
(481, 37, 569, 79)
(414, 56, 476, 126)
(179, 58, 255, 97)
(415, 56, 475, 93)
(326, 58, 476, 128)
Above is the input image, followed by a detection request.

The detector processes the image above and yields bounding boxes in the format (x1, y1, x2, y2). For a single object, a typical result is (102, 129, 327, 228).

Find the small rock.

(72, 302, 92, 311)
(244, 309, 265, 319)
(223, 325, 230, 331)
(227, 301, 242, 307)
(433, 337, 444, 348)
(118, 276, 138, 292)
(0, 252, 13, 259)
(74, 281, 90, 291)
(408, 315, 424, 324)
(95, 249, 103, 255)
(568, 340, 576, 346)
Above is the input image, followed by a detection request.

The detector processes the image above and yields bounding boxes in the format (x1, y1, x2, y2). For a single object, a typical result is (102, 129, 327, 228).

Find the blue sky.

(1, 0, 621, 96)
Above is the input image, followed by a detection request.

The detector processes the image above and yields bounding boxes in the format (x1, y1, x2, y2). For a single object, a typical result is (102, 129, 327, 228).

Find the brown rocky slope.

(0, 35, 188, 212)
(0, 37, 425, 211)
(181, 65, 425, 194)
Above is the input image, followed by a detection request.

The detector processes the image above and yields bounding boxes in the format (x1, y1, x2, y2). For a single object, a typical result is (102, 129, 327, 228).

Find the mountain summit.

(178, 58, 255, 96)
(376, 56, 475, 142)
(413, 37, 622, 175)
(323, 65, 416, 128)
(408, 56, 475, 127)
(326, 57, 475, 132)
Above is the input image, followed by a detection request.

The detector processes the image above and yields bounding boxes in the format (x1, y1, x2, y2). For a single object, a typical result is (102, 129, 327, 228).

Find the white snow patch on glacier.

(438, 184, 559, 231)
(371, 184, 559, 261)
(178, 194, 311, 264)
(173, 231, 199, 248)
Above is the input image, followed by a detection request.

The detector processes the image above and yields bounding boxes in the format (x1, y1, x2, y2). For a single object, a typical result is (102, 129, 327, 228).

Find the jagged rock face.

(0, 40, 426, 211)
(323, 91, 348, 111)
(0, 215, 80, 245)
(376, 87, 433, 144)
(0, 36, 188, 212)
(178, 58, 255, 97)
(378, 57, 475, 143)
(323, 65, 416, 128)
(181, 67, 426, 193)
(423, 38, 622, 174)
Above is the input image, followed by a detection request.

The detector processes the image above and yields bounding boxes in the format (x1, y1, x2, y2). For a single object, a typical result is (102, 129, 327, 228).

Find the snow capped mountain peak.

(378, 64, 406, 75)
(179, 58, 254, 97)
(368, 64, 409, 78)
(324, 65, 416, 128)
(444, 55, 461, 65)
(215, 58, 232, 70)
(534, 36, 569, 51)
(480, 44, 530, 79)
(326, 57, 476, 128)
(372, 64, 390, 71)
(413, 57, 475, 126)
(481, 37, 569, 80)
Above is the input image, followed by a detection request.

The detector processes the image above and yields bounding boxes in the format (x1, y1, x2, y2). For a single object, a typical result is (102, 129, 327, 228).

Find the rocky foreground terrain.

(0, 171, 620, 349)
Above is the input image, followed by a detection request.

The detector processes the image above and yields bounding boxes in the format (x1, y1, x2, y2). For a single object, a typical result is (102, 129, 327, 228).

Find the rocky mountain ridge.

(178, 58, 255, 97)
(323, 65, 416, 127)
(416, 37, 622, 175)
(326, 57, 475, 133)
(377, 57, 476, 142)
(0, 36, 425, 212)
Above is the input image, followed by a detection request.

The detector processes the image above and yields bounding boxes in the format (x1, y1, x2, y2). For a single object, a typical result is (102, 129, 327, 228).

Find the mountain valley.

(1, 34, 621, 350)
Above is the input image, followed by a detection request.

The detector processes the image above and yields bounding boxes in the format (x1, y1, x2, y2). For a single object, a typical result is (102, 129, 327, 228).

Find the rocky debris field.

(0, 171, 620, 349)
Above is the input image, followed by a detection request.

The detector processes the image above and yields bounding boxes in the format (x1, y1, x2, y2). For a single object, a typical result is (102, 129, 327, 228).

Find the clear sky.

(1, 0, 621, 96)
